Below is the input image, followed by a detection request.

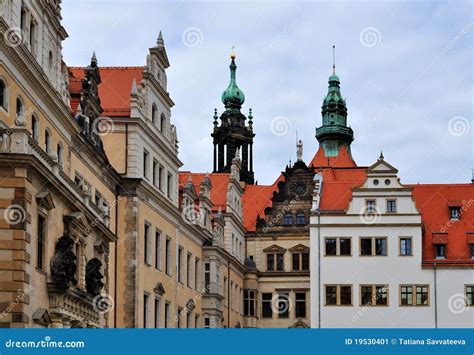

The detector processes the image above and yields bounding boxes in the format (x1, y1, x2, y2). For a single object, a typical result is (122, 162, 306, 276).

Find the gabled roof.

(69, 67, 143, 117)
(411, 184, 474, 265)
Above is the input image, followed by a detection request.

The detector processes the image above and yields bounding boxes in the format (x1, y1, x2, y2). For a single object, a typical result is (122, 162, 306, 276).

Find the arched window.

(283, 213, 293, 225)
(31, 114, 39, 141)
(160, 113, 166, 132)
(296, 212, 306, 225)
(57, 143, 63, 168)
(45, 129, 51, 154)
(48, 51, 54, 71)
(0, 79, 7, 110)
(151, 104, 157, 125)
(16, 97, 24, 118)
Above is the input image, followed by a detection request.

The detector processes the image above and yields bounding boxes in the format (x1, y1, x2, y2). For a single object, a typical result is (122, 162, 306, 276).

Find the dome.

(221, 57, 245, 110)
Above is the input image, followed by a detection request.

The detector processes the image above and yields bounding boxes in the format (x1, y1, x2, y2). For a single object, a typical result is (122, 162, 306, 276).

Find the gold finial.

(230, 46, 236, 60)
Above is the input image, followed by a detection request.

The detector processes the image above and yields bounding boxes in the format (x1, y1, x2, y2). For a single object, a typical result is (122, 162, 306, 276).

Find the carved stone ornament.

(85, 258, 104, 296)
(51, 235, 78, 286)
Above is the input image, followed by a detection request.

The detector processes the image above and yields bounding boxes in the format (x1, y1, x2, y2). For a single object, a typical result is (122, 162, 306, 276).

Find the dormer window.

(283, 213, 293, 225)
(366, 200, 376, 213)
(386, 200, 397, 213)
(295, 212, 306, 225)
(435, 244, 446, 259)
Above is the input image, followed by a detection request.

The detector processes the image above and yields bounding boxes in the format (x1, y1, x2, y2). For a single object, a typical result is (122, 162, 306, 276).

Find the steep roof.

(69, 67, 143, 117)
(179, 172, 231, 212)
(411, 184, 474, 265)
(310, 145, 357, 168)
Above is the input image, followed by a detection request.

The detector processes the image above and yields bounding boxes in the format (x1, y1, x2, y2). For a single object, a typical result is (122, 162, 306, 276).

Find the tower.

(212, 50, 255, 184)
(315, 46, 354, 157)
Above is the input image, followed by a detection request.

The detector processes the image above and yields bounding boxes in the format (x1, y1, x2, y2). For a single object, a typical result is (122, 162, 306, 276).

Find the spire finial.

(157, 31, 164, 47)
(332, 45, 336, 74)
(230, 46, 236, 60)
(379, 151, 384, 160)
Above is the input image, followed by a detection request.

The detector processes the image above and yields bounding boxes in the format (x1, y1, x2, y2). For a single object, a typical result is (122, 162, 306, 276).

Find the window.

(160, 113, 166, 132)
(31, 114, 38, 141)
(466, 285, 474, 306)
(177, 308, 182, 328)
(187, 312, 192, 328)
(44, 130, 51, 154)
(283, 213, 293, 225)
(266, 253, 284, 271)
(325, 285, 352, 306)
(94, 190, 102, 207)
(292, 252, 309, 271)
(359, 285, 388, 306)
(195, 258, 200, 291)
(29, 20, 37, 54)
(20, 7, 26, 31)
(204, 314, 210, 328)
(277, 293, 289, 318)
(144, 223, 150, 265)
(400, 285, 429, 306)
(224, 277, 228, 306)
(295, 212, 306, 225)
(360, 237, 387, 256)
(0, 79, 7, 110)
(48, 51, 53, 70)
(261, 293, 272, 318)
(325, 237, 351, 256)
(244, 290, 256, 317)
(177, 246, 183, 283)
(399, 237, 412, 256)
(165, 238, 171, 275)
(152, 160, 158, 186)
(295, 292, 306, 318)
(143, 150, 149, 179)
(143, 293, 149, 328)
(57, 143, 63, 168)
(167, 173, 173, 198)
(366, 199, 376, 212)
(186, 253, 192, 288)
(216, 263, 220, 294)
(204, 262, 210, 290)
(16, 97, 23, 118)
(164, 302, 170, 328)
(470, 245, 474, 259)
(154, 298, 161, 328)
(158, 165, 164, 191)
(37, 214, 46, 270)
(450, 207, 461, 220)
(155, 230, 162, 270)
(151, 104, 157, 125)
(195, 315, 199, 328)
(386, 199, 397, 213)
(435, 244, 446, 259)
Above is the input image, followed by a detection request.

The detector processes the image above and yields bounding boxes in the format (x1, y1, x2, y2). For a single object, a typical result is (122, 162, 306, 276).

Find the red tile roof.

(179, 172, 231, 212)
(411, 184, 474, 266)
(69, 67, 143, 117)
(310, 145, 357, 168)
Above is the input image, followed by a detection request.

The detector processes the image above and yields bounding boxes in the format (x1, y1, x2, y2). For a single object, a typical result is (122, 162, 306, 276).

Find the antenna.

(332, 45, 336, 74)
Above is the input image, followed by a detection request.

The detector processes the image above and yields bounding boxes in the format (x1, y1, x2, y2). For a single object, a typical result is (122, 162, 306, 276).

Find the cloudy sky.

(62, 0, 472, 185)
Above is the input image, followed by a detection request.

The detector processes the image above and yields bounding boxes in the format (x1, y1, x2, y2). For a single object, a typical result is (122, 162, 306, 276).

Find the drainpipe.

(434, 262, 438, 328)
(317, 211, 321, 329)
(228, 262, 230, 328)
(114, 187, 118, 328)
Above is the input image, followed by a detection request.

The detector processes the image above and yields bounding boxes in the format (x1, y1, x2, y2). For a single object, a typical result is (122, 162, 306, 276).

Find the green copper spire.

(221, 49, 245, 110)
(315, 46, 354, 157)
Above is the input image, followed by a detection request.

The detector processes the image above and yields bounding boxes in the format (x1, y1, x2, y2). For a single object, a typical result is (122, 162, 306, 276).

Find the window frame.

(324, 284, 352, 306)
(360, 237, 388, 256)
(36, 213, 47, 271)
(365, 199, 376, 213)
(386, 199, 397, 213)
(0, 78, 8, 111)
(144, 222, 151, 265)
(325, 237, 352, 256)
(295, 291, 307, 318)
(465, 285, 474, 306)
(359, 284, 389, 307)
(261, 293, 273, 318)
(399, 237, 413, 256)
(399, 284, 430, 306)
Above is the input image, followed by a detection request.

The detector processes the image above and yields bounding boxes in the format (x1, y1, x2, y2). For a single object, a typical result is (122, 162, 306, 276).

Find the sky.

(61, 0, 473, 185)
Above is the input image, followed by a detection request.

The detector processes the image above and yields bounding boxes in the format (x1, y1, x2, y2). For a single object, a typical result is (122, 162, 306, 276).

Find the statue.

(297, 139, 303, 162)
(85, 258, 104, 296)
(51, 235, 77, 286)
(1, 133, 10, 152)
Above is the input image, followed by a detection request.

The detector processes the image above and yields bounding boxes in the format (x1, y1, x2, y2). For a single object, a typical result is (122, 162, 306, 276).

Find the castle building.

(0, 0, 472, 330)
